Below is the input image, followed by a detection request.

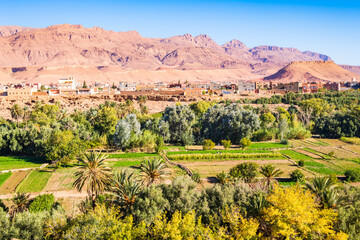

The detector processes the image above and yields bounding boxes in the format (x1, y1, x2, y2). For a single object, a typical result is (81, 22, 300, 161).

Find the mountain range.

(0, 24, 358, 84)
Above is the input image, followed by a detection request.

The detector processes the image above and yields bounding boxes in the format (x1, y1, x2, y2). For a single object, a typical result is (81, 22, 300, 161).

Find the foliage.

(239, 137, 251, 149)
(298, 159, 305, 167)
(29, 194, 55, 213)
(0, 172, 12, 187)
(73, 151, 112, 209)
(344, 168, 360, 182)
(262, 184, 345, 239)
(216, 171, 230, 184)
(313, 113, 360, 138)
(306, 176, 339, 208)
(201, 104, 260, 144)
(340, 137, 360, 145)
(138, 158, 168, 186)
(202, 139, 215, 150)
(221, 139, 231, 149)
(290, 169, 305, 182)
(229, 162, 258, 182)
(259, 164, 283, 187)
(17, 170, 52, 193)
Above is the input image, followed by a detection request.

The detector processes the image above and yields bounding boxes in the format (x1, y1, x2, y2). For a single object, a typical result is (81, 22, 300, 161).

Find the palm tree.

(306, 176, 339, 208)
(10, 104, 24, 127)
(73, 151, 112, 209)
(22, 106, 30, 128)
(109, 170, 142, 212)
(11, 193, 30, 216)
(259, 164, 283, 188)
(138, 158, 168, 186)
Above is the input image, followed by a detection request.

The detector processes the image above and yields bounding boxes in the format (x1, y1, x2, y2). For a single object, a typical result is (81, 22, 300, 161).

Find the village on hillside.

(0, 77, 359, 98)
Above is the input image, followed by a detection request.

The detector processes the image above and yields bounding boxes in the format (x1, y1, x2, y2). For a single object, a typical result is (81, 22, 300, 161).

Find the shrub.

(340, 137, 360, 145)
(155, 136, 164, 154)
(216, 171, 230, 184)
(229, 162, 258, 182)
(298, 160, 305, 167)
(344, 169, 360, 182)
(191, 172, 201, 183)
(240, 138, 251, 149)
(221, 140, 231, 150)
(328, 151, 335, 158)
(29, 194, 55, 213)
(281, 139, 289, 145)
(203, 139, 215, 150)
(290, 170, 305, 183)
(252, 128, 276, 142)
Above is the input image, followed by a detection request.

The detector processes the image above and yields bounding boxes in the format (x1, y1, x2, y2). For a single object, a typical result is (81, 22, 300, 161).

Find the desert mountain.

(263, 61, 360, 82)
(0, 24, 356, 84)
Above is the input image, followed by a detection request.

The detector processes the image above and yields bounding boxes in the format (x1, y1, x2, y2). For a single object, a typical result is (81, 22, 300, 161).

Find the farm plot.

(310, 147, 360, 159)
(304, 159, 342, 175)
(249, 142, 290, 150)
(279, 150, 313, 160)
(166, 149, 270, 155)
(44, 169, 77, 192)
(17, 170, 52, 193)
(181, 159, 307, 178)
(0, 172, 12, 187)
(319, 139, 348, 147)
(290, 139, 329, 148)
(0, 156, 45, 171)
(168, 152, 284, 161)
(294, 149, 322, 159)
(108, 153, 159, 159)
(0, 171, 29, 194)
(341, 145, 360, 155)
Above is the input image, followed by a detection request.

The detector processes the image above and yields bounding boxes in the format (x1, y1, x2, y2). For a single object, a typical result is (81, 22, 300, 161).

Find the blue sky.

(0, 0, 359, 65)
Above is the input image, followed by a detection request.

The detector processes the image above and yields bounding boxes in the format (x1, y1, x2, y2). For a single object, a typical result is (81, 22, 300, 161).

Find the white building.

(119, 81, 137, 91)
(58, 77, 77, 90)
(238, 80, 256, 93)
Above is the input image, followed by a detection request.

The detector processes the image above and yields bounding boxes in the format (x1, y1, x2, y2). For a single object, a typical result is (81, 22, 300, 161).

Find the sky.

(0, 0, 359, 65)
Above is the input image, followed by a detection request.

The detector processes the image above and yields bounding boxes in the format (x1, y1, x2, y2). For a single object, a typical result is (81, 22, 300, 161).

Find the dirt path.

(0, 163, 48, 173)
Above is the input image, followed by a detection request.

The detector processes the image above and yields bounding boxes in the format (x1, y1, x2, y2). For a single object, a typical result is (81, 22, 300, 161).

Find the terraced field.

(17, 170, 52, 193)
(0, 156, 45, 171)
(0, 171, 29, 194)
(44, 169, 76, 191)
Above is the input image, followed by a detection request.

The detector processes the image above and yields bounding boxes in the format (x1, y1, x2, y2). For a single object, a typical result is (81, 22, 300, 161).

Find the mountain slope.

(263, 61, 360, 82)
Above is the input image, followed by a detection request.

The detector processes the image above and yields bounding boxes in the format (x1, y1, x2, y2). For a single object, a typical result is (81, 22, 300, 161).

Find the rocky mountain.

(264, 61, 360, 82)
(0, 24, 355, 84)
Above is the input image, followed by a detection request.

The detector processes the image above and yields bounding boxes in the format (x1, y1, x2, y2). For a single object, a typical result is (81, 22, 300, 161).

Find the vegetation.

(0, 172, 12, 187)
(229, 162, 258, 182)
(17, 170, 52, 193)
(202, 139, 215, 150)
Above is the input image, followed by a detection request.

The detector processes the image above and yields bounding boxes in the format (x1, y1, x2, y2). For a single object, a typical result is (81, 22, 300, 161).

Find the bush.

(191, 172, 201, 183)
(229, 162, 258, 182)
(203, 139, 215, 150)
(290, 170, 305, 182)
(155, 136, 164, 154)
(252, 128, 276, 141)
(221, 140, 231, 150)
(240, 138, 252, 149)
(281, 139, 289, 145)
(298, 160, 305, 167)
(340, 137, 360, 145)
(328, 151, 335, 158)
(344, 169, 360, 182)
(29, 194, 55, 213)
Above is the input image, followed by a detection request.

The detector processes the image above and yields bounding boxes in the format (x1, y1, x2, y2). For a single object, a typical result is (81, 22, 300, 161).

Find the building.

(119, 81, 137, 91)
(7, 87, 34, 96)
(238, 80, 256, 93)
(302, 82, 323, 93)
(209, 81, 222, 91)
(274, 82, 301, 93)
(184, 88, 206, 96)
(324, 82, 340, 92)
(58, 77, 76, 90)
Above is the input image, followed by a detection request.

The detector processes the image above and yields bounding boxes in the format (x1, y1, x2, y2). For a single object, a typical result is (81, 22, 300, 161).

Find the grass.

(280, 150, 313, 160)
(114, 160, 142, 167)
(303, 148, 330, 159)
(249, 142, 290, 149)
(108, 153, 159, 159)
(304, 160, 325, 167)
(0, 156, 45, 171)
(17, 170, 52, 193)
(0, 172, 12, 187)
(166, 149, 271, 155)
(340, 137, 360, 145)
(0, 171, 29, 194)
(305, 166, 341, 175)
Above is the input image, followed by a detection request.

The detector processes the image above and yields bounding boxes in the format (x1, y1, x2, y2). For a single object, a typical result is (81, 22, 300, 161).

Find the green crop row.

(167, 152, 283, 161)
(166, 149, 270, 156)
(108, 153, 159, 159)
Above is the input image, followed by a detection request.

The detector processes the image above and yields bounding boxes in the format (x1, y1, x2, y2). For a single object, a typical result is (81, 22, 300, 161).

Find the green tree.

(259, 164, 283, 188)
(229, 162, 258, 182)
(10, 104, 24, 127)
(260, 112, 276, 127)
(306, 176, 339, 209)
(29, 194, 55, 213)
(73, 151, 112, 209)
(290, 169, 305, 183)
(239, 137, 251, 149)
(138, 158, 168, 186)
(94, 106, 118, 136)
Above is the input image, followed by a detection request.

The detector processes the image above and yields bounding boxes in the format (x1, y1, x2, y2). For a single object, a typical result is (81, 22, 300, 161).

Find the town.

(1, 77, 359, 98)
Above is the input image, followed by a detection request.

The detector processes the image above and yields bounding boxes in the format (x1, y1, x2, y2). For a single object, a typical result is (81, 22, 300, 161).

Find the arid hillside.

(263, 61, 360, 82)
(0, 24, 340, 84)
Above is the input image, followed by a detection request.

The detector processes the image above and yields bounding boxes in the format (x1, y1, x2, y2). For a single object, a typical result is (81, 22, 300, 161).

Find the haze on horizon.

(0, 0, 359, 66)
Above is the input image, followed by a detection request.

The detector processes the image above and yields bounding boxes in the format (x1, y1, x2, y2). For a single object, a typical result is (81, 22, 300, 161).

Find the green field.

(0, 172, 12, 187)
(17, 170, 52, 193)
(113, 160, 142, 167)
(0, 156, 45, 171)
(249, 142, 290, 149)
(108, 153, 159, 159)
(303, 148, 330, 159)
(166, 149, 270, 155)
(280, 150, 313, 160)
(168, 152, 284, 161)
